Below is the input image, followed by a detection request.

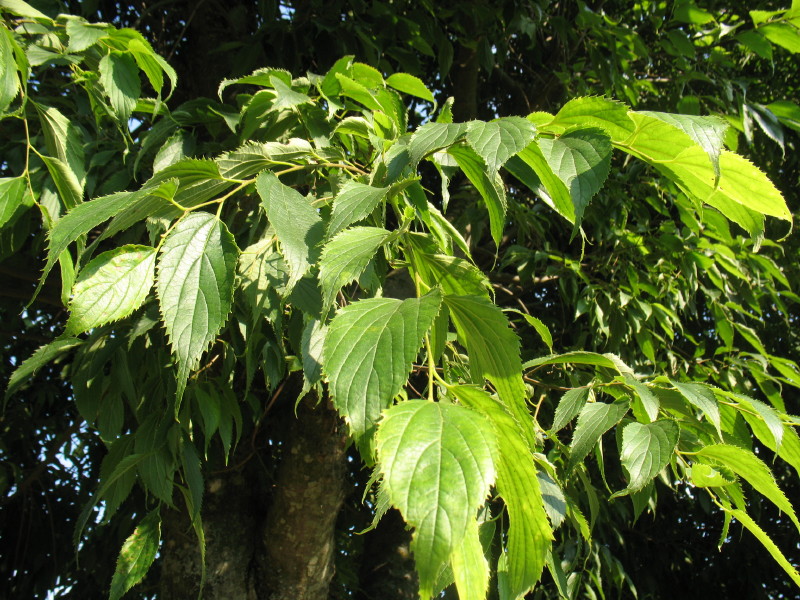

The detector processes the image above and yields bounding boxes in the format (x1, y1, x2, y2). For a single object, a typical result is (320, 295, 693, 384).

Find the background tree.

(2, 1, 800, 599)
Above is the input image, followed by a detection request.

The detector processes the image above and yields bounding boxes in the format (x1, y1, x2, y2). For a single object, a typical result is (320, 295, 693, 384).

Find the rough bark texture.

(160, 464, 260, 599)
(255, 395, 348, 600)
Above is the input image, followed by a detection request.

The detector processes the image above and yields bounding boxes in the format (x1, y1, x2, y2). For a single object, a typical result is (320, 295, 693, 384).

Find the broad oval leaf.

(615, 420, 679, 494)
(109, 509, 161, 600)
(465, 117, 537, 173)
(551, 387, 591, 433)
(66, 245, 156, 335)
(376, 400, 497, 597)
(569, 400, 630, 470)
(536, 127, 612, 225)
(318, 226, 392, 311)
(323, 290, 442, 452)
(408, 122, 467, 167)
(386, 72, 435, 103)
(327, 181, 389, 238)
(256, 171, 324, 290)
(546, 96, 635, 142)
(99, 51, 140, 122)
(671, 380, 722, 439)
(156, 212, 238, 403)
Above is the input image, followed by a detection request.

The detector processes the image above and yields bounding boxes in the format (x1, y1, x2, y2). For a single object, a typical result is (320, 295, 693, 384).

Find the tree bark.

(160, 391, 348, 599)
(255, 394, 348, 600)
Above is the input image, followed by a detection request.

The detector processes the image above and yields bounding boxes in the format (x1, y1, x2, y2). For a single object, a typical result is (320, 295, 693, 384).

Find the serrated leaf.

(760, 22, 800, 53)
(443, 295, 534, 448)
(0, 0, 51, 20)
(327, 181, 389, 238)
(40, 155, 82, 210)
(99, 51, 140, 122)
(37, 190, 143, 301)
(0, 26, 19, 113)
(301, 318, 326, 386)
(35, 104, 86, 185)
(523, 350, 624, 372)
(109, 510, 161, 600)
(386, 72, 435, 103)
(569, 401, 630, 470)
(448, 144, 507, 246)
(64, 16, 109, 52)
(723, 506, 800, 587)
(547, 97, 634, 142)
(156, 212, 238, 403)
(376, 400, 497, 598)
(691, 463, 735, 487)
(624, 374, 660, 422)
(66, 245, 156, 335)
(408, 122, 467, 167)
(537, 127, 611, 225)
(256, 171, 324, 290)
(451, 385, 552, 597)
(671, 380, 722, 439)
(153, 130, 193, 173)
(319, 226, 391, 310)
(697, 444, 800, 532)
(505, 143, 574, 222)
(324, 290, 442, 451)
(406, 234, 489, 297)
(615, 420, 679, 494)
(639, 111, 728, 178)
(5, 337, 82, 398)
(335, 73, 382, 111)
(270, 75, 312, 110)
(551, 387, 591, 433)
(0, 176, 33, 228)
(451, 519, 489, 600)
(731, 393, 784, 451)
(465, 117, 537, 173)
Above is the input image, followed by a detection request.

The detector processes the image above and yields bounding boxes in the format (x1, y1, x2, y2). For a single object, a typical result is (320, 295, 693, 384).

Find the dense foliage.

(2, 1, 800, 599)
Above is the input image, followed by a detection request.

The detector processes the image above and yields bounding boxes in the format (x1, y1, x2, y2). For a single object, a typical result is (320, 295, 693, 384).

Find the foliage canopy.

(2, 1, 800, 599)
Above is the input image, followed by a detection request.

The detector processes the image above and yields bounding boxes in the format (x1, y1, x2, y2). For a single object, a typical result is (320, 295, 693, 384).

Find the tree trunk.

(255, 394, 348, 600)
(356, 508, 419, 600)
(160, 392, 348, 599)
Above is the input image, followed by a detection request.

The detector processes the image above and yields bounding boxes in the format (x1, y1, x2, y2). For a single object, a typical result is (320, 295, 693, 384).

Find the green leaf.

(536, 128, 611, 225)
(109, 509, 161, 600)
(127, 37, 176, 98)
(386, 72, 435, 103)
(722, 506, 800, 587)
(547, 96, 634, 142)
(760, 22, 800, 53)
(38, 190, 142, 299)
(731, 393, 784, 451)
(624, 375, 660, 422)
(448, 144, 507, 246)
(270, 75, 312, 110)
(569, 401, 630, 470)
(0, 26, 20, 113)
(451, 385, 553, 597)
(406, 234, 490, 297)
(515, 312, 554, 353)
(451, 519, 489, 600)
(0, 176, 33, 229)
(64, 16, 109, 52)
(35, 104, 86, 185)
(335, 73, 382, 111)
(323, 290, 442, 451)
(40, 155, 83, 210)
(505, 143, 573, 222)
(671, 380, 722, 438)
(551, 387, 591, 433)
(614, 420, 679, 494)
(318, 226, 392, 310)
(256, 171, 324, 290)
(0, 0, 51, 20)
(523, 350, 625, 372)
(697, 444, 800, 532)
(66, 245, 156, 335)
(690, 463, 735, 487)
(327, 181, 389, 238)
(465, 117, 537, 173)
(376, 400, 497, 598)
(5, 337, 82, 398)
(99, 51, 141, 122)
(156, 212, 238, 404)
(408, 122, 467, 167)
(442, 295, 534, 448)
(639, 111, 728, 179)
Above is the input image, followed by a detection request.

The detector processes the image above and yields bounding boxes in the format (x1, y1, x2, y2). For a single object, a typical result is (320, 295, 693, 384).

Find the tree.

(2, 1, 800, 599)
